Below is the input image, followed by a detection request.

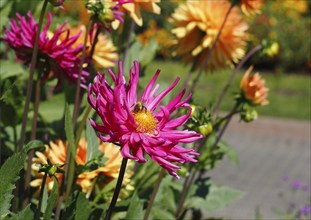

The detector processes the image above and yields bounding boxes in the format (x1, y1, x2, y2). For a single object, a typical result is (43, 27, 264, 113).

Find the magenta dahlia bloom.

(88, 61, 203, 178)
(2, 11, 89, 88)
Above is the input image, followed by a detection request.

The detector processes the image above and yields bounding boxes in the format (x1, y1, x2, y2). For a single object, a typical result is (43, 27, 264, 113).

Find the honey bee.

(133, 101, 147, 113)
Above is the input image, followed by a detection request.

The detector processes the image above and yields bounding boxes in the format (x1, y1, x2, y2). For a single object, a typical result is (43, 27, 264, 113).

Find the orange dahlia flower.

(119, 0, 161, 26)
(170, 0, 248, 71)
(59, 24, 118, 70)
(239, 0, 263, 16)
(240, 66, 269, 106)
(31, 139, 132, 193)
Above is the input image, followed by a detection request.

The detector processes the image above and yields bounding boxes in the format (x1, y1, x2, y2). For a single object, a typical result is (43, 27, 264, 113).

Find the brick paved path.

(206, 116, 311, 219)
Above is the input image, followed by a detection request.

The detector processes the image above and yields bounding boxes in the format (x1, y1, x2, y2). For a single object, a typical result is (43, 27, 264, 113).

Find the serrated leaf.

(75, 193, 92, 220)
(86, 121, 101, 163)
(0, 140, 44, 218)
(43, 177, 59, 220)
(125, 192, 144, 220)
(198, 183, 245, 212)
(4, 204, 34, 220)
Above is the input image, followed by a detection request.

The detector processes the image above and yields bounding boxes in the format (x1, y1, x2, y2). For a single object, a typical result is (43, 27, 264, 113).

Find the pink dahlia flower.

(2, 11, 89, 88)
(88, 61, 203, 178)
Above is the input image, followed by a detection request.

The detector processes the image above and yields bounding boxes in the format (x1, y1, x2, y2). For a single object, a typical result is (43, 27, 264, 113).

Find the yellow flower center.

(132, 104, 157, 134)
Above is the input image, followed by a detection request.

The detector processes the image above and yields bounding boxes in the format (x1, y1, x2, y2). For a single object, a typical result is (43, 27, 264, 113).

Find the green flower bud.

(241, 108, 258, 122)
(199, 123, 213, 137)
(48, 165, 58, 176)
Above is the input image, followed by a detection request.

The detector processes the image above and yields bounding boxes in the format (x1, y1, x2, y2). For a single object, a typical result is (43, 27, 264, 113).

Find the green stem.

(213, 44, 262, 115)
(175, 168, 196, 218)
(35, 172, 48, 220)
(189, 4, 234, 94)
(72, 20, 92, 128)
(23, 80, 41, 207)
(17, 0, 48, 152)
(212, 103, 240, 150)
(143, 168, 166, 220)
(104, 158, 128, 220)
(76, 105, 92, 142)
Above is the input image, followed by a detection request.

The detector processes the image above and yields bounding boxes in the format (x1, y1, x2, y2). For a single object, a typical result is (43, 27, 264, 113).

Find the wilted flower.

(30, 139, 132, 193)
(118, 0, 161, 26)
(170, 0, 248, 71)
(2, 12, 89, 88)
(88, 61, 202, 178)
(239, 0, 263, 16)
(59, 24, 118, 70)
(240, 66, 269, 105)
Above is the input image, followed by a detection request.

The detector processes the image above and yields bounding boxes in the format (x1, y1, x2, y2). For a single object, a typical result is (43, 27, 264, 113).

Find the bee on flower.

(88, 61, 203, 179)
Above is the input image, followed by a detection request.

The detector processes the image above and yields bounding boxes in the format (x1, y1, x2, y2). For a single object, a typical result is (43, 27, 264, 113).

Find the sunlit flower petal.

(88, 61, 203, 179)
(2, 12, 89, 88)
(170, 0, 248, 71)
(240, 66, 269, 105)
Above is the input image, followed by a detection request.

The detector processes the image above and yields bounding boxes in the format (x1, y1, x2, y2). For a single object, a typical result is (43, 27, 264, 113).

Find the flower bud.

(241, 108, 258, 122)
(199, 123, 213, 137)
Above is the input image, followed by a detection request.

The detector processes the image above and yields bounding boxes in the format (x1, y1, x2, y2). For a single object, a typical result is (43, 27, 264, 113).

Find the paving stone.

(203, 116, 311, 219)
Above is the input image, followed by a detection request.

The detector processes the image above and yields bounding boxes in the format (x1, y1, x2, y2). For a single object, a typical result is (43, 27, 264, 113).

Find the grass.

(143, 60, 311, 120)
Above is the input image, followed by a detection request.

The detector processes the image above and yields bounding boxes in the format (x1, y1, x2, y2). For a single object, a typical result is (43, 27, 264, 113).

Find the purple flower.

(2, 11, 89, 89)
(291, 180, 302, 190)
(88, 61, 203, 178)
(299, 204, 311, 216)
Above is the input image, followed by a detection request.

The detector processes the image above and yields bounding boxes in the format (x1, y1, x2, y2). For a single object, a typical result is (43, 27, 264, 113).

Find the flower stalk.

(104, 157, 128, 220)
(213, 44, 263, 115)
(72, 20, 92, 128)
(143, 168, 166, 220)
(189, 4, 234, 94)
(17, 0, 48, 152)
(23, 79, 42, 207)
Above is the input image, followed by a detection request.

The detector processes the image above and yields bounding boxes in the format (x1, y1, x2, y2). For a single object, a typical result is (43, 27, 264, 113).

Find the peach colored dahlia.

(240, 66, 269, 106)
(239, 0, 263, 16)
(31, 139, 132, 193)
(170, 0, 248, 71)
(115, 0, 161, 26)
(59, 24, 118, 70)
(88, 61, 203, 179)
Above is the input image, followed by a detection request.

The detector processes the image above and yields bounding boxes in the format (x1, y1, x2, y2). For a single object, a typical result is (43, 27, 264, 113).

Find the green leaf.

(125, 192, 144, 220)
(86, 121, 101, 163)
(41, 184, 48, 214)
(39, 93, 65, 123)
(75, 193, 92, 220)
(218, 141, 239, 166)
(4, 204, 34, 220)
(197, 183, 245, 212)
(139, 38, 158, 67)
(65, 103, 76, 156)
(0, 60, 25, 80)
(0, 140, 44, 218)
(151, 207, 175, 220)
(43, 177, 59, 220)
(123, 40, 142, 73)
